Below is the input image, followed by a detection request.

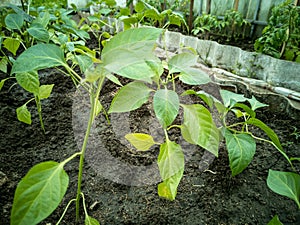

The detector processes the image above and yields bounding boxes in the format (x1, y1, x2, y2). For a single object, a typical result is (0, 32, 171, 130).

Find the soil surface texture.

(1, 66, 300, 225)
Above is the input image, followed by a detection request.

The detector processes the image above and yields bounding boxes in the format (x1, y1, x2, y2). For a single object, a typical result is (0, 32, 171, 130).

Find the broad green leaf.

(158, 168, 184, 200)
(109, 82, 152, 113)
(247, 96, 268, 111)
(267, 215, 283, 225)
(181, 104, 219, 156)
(27, 23, 50, 42)
(15, 71, 40, 95)
(33, 11, 50, 28)
(168, 52, 198, 74)
(153, 89, 179, 128)
(135, 1, 145, 12)
(220, 90, 248, 108)
(11, 161, 69, 225)
(168, 53, 210, 85)
(75, 55, 93, 73)
(158, 140, 184, 180)
(102, 27, 163, 82)
(0, 57, 8, 73)
(224, 129, 256, 176)
(85, 216, 100, 225)
(5, 13, 24, 30)
(179, 68, 211, 85)
(39, 84, 54, 99)
(3, 38, 21, 56)
(16, 104, 31, 125)
(267, 170, 300, 208)
(125, 133, 157, 151)
(11, 44, 65, 74)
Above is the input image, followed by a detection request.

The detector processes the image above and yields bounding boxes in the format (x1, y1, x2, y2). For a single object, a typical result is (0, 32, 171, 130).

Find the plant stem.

(75, 75, 106, 222)
(35, 95, 45, 133)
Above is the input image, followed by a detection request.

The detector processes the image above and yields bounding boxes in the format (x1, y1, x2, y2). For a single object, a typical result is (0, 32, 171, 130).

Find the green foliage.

(255, 0, 300, 62)
(267, 169, 300, 209)
(11, 161, 69, 225)
(267, 215, 283, 225)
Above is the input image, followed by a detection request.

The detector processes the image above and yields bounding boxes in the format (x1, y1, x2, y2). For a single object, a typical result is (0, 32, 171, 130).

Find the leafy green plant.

(121, 0, 188, 31)
(255, 0, 300, 62)
(192, 13, 221, 37)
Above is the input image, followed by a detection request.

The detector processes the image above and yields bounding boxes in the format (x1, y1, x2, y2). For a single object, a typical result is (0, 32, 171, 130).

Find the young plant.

(10, 27, 163, 225)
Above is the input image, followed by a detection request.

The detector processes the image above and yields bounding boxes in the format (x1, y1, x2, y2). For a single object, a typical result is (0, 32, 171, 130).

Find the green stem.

(35, 95, 45, 133)
(75, 75, 106, 222)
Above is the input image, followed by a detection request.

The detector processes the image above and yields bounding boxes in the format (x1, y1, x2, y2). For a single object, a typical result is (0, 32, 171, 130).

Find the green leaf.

(158, 168, 183, 200)
(102, 27, 163, 82)
(5, 13, 24, 30)
(11, 161, 69, 225)
(181, 104, 219, 156)
(94, 99, 103, 117)
(168, 53, 210, 85)
(234, 103, 256, 118)
(15, 71, 40, 95)
(181, 90, 214, 108)
(27, 23, 50, 42)
(153, 89, 179, 128)
(158, 140, 184, 181)
(39, 84, 54, 99)
(85, 216, 100, 225)
(16, 104, 31, 125)
(267, 215, 283, 225)
(125, 133, 157, 151)
(224, 129, 256, 176)
(220, 90, 248, 108)
(0, 78, 9, 91)
(267, 170, 300, 208)
(247, 118, 282, 151)
(247, 96, 268, 111)
(3, 38, 21, 56)
(0, 57, 8, 73)
(109, 81, 152, 113)
(75, 55, 93, 73)
(11, 44, 65, 74)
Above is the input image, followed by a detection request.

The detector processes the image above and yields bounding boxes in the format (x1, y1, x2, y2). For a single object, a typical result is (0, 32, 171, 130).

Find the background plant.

(255, 0, 300, 62)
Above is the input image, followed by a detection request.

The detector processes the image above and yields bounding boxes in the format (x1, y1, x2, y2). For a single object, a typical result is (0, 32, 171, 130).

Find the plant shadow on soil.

(0, 65, 300, 225)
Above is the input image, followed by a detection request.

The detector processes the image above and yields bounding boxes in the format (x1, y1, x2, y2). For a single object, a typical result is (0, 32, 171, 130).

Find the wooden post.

(189, 0, 195, 32)
(206, 0, 211, 14)
(234, 0, 239, 10)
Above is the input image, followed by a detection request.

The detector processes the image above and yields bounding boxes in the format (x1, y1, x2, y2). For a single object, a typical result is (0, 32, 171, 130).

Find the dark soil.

(1, 64, 300, 225)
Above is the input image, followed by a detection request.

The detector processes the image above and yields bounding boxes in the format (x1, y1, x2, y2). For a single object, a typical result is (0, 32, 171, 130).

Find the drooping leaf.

(16, 104, 32, 125)
(3, 38, 21, 56)
(224, 129, 256, 176)
(267, 215, 283, 225)
(102, 27, 163, 82)
(168, 52, 210, 85)
(27, 23, 50, 42)
(39, 84, 54, 99)
(153, 89, 179, 128)
(85, 216, 100, 225)
(158, 140, 184, 181)
(15, 71, 40, 95)
(158, 168, 184, 200)
(125, 133, 157, 151)
(109, 82, 152, 113)
(267, 170, 300, 209)
(11, 161, 69, 225)
(5, 13, 24, 30)
(181, 89, 214, 108)
(11, 44, 65, 74)
(0, 78, 9, 91)
(181, 104, 219, 156)
(233, 103, 256, 118)
(220, 90, 248, 108)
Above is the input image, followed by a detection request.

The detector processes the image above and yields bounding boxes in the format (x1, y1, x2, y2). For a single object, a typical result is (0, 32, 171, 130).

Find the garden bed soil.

(1, 66, 300, 225)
